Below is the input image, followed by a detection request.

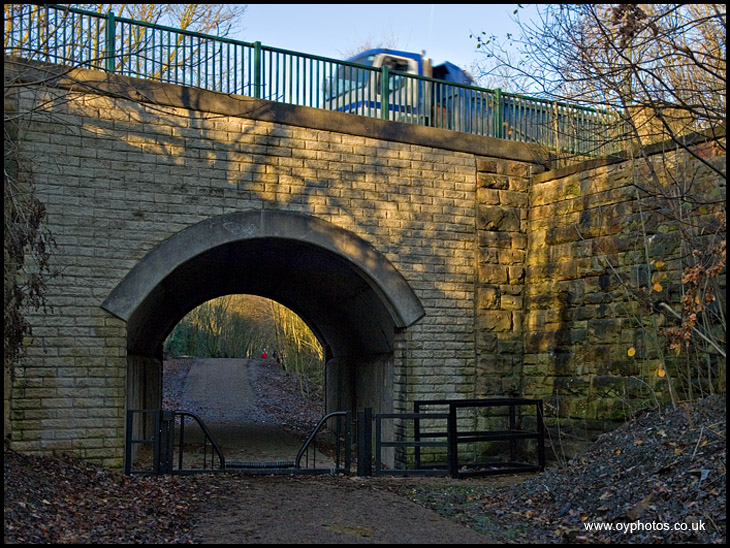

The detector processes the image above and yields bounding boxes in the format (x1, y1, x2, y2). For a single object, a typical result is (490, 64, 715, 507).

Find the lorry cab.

(351, 48, 432, 78)
(324, 48, 475, 126)
(348, 48, 472, 84)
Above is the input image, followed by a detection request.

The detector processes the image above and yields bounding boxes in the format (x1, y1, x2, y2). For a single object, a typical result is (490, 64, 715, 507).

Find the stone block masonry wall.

(523, 143, 726, 447)
(474, 158, 544, 401)
(6, 69, 542, 468)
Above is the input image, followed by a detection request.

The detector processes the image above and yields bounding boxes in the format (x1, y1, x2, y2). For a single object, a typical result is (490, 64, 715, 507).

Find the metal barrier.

(5, 3, 619, 154)
(226, 410, 351, 474)
(124, 409, 225, 475)
(172, 410, 226, 474)
(375, 411, 451, 476)
(371, 398, 545, 478)
(125, 408, 350, 475)
(296, 411, 351, 474)
(124, 409, 164, 475)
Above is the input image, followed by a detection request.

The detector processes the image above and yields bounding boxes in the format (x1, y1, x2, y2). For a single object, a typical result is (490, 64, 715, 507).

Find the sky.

(234, 4, 538, 78)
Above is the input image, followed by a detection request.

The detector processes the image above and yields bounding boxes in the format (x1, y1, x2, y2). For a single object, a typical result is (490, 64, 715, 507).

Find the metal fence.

(368, 398, 545, 478)
(5, 3, 620, 154)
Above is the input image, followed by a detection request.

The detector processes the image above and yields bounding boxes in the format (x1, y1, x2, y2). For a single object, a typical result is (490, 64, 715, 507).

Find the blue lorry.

(323, 48, 486, 131)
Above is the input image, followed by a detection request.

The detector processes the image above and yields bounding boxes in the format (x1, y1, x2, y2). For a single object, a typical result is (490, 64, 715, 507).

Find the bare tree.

(4, 97, 55, 370)
(337, 29, 404, 60)
(3, 4, 248, 372)
(475, 4, 725, 156)
(81, 4, 246, 35)
(476, 4, 726, 401)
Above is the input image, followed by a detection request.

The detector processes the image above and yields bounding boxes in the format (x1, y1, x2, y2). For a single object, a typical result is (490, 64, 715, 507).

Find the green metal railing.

(5, 3, 620, 155)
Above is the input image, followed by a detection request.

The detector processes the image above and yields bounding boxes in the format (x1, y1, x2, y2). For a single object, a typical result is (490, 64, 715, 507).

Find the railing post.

(509, 402, 517, 462)
(104, 10, 116, 72)
(124, 410, 134, 475)
(553, 100, 560, 153)
(537, 400, 545, 471)
(342, 412, 352, 474)
(414, 401, 422, 469)
(380, 65, 389, 120)
(493, 87, 502, 138)
(253, 41, 262, 99)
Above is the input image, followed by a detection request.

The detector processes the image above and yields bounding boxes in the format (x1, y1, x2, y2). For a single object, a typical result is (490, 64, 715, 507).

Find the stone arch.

(102, 209, 424, 416)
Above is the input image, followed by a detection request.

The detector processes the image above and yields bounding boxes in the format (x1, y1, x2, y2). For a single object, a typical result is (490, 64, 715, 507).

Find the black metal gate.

(125, 409, 225, 475)
(124, 409, 351, 475)
(225, 411, 351, 475)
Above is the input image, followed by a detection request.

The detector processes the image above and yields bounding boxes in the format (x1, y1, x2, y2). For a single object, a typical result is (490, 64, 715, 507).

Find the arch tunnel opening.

(102, 211, 425, 468)
(163, 294, 324, 384)
(159, 293, 328, 467)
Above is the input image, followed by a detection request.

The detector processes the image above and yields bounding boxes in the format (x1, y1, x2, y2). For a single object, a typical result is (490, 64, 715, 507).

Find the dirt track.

(168, 358, 500, 543)
(192, 474, 496, 544)
(181, 358, 258, 423)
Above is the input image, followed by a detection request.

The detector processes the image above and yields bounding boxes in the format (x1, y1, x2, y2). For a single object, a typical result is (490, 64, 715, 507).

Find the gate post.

(447, 404, 458, 478)
(357, 407, 373, 476)
(156, 410, 175, 474)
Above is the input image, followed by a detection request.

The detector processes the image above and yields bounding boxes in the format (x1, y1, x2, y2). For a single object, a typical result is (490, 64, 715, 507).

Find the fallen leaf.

(626, 493, 655, 520)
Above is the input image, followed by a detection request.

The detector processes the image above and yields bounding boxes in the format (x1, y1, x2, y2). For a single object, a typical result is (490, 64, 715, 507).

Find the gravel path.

(164, 357, 326, 466)
(178, 358, 261, 423)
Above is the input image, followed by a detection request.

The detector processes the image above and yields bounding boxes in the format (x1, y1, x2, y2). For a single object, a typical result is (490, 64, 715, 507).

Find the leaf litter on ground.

(403, 394, 725, 544)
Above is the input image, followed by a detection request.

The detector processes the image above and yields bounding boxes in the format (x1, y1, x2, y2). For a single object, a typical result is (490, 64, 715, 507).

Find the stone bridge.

(7, 64, 724, 468)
